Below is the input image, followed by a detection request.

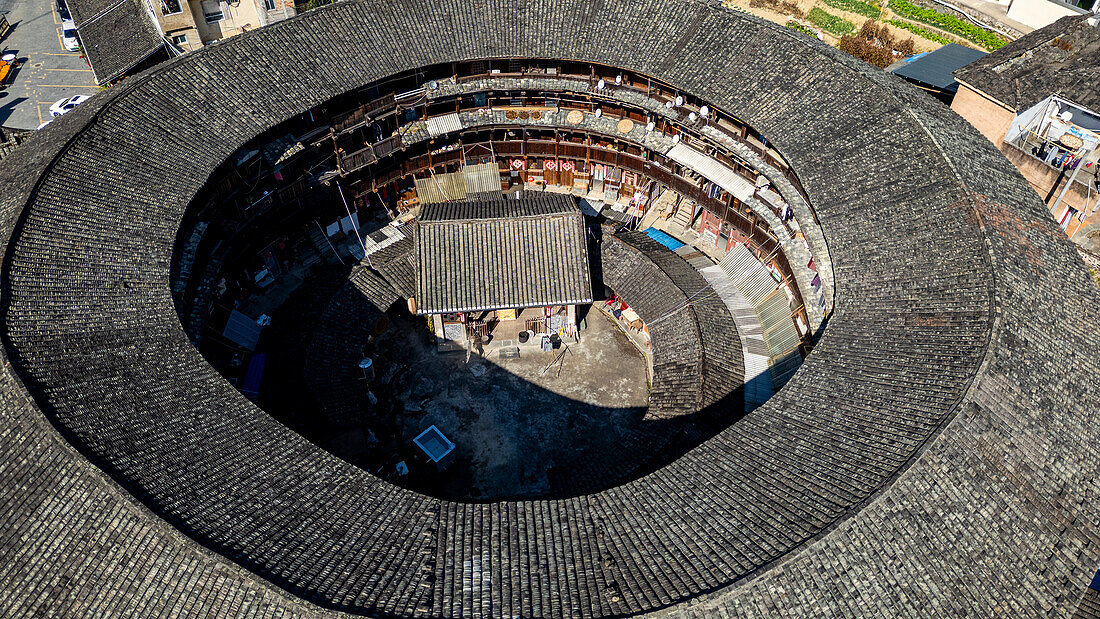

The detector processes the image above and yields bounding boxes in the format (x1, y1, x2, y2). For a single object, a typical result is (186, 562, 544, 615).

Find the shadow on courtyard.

(259, 264, 749, 502)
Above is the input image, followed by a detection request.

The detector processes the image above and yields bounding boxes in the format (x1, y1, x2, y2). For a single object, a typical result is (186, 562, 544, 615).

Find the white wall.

(1007, 0, 1093, 29)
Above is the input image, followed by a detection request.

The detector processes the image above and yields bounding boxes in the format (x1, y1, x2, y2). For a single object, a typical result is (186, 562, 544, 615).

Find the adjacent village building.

(1007, 0, 1098, 30)
(952, 14, 1100, 255)
(67, 0, 295, 84)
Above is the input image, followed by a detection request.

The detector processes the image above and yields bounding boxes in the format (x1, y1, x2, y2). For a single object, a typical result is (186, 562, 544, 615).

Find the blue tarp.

(242, 353, 265, 399)
(644, 227, 685, 251)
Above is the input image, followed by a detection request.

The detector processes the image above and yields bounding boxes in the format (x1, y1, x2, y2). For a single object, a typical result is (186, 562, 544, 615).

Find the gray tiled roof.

(0, 0, 1097, 617)
(615, 230, 745, 410)
(419, 192, 576, 221)
(305, 268, 398, 428)
(369, 237, 416, 298)
(954, 14, 1100, 111)
(68, 0, 164, 84)
(600, 228, 745, 418)
(600, 229, 704, 416)
(66, 0, 126, 21)
(414, 194, 593, 314)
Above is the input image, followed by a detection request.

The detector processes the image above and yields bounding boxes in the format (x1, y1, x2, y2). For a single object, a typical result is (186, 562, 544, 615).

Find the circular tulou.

(1, 0, 1098, 617)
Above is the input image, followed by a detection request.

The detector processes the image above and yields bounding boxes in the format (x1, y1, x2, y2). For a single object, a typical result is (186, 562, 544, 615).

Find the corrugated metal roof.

(462, 163, 502, 194)
(667, 144, 756, 202)
(720, 244, 777, 306)
(891, 43, 986, 93)
(426, 112, 462, 137)
(415, 194, 592, 314)
(222, 310, 263, 351)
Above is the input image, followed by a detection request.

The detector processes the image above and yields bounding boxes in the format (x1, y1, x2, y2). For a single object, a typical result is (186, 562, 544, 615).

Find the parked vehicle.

(61, 19, 79, 51)
(0, 52, 19, 90)
(49, 94, 90, 117)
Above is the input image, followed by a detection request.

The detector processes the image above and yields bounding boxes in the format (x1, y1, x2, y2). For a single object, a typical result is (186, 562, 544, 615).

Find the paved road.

(0, 0, 99, 130)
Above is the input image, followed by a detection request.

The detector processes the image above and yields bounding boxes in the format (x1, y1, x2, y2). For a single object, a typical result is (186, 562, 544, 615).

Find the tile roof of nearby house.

(614, 230, 744, 410)
(890, 43, 987, 93)
(68, 0, 164, 84)
(414, 194, 593, 314)
(954, 14, 1100, 111)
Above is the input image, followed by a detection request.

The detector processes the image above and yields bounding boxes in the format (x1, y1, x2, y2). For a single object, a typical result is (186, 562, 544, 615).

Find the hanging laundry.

(1046, 147, 1062, 166)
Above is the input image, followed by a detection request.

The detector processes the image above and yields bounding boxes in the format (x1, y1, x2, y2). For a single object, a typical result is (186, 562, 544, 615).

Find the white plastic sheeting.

(667, 143, 756, 202)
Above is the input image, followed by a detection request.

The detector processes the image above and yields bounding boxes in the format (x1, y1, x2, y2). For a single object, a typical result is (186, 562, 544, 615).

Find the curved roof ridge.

(0, 1, 1096, 616)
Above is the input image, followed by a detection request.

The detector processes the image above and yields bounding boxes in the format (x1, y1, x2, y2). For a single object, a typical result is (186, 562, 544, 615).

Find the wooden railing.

(339, 135, 402, 175)
(333, 94, 398, 134)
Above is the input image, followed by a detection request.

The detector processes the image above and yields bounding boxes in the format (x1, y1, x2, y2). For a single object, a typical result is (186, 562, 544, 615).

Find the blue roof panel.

(891, 43, 987, 92)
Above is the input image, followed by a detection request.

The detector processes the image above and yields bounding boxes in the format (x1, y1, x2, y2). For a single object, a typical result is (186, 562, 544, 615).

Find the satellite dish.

(615, 74, 623, 84)
(673, 134, 681, 143)
(700, 105, 709, 117)
(595, 108, 602, 118)
(1060, 111, 1073, 122)
(674, 95, 684, 107)
(688, 112, 698, 122)
(646, 121, 655, 132)
(665, 100, 674, 109)
(597, 78, 605, 90)
(428, 80, 439, 90)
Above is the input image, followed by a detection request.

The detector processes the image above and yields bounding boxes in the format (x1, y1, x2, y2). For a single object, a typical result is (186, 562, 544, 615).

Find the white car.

(61, 20, 79, 51)
(49, 94, 90, 117)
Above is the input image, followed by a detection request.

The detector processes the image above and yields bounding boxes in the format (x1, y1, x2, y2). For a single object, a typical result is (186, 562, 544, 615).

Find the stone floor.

(374, 307, 650, 499)
(254, 265, 665, 501)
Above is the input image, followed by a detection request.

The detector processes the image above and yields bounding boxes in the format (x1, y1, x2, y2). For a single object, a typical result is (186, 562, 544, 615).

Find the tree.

(839, 21, 916, 68)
